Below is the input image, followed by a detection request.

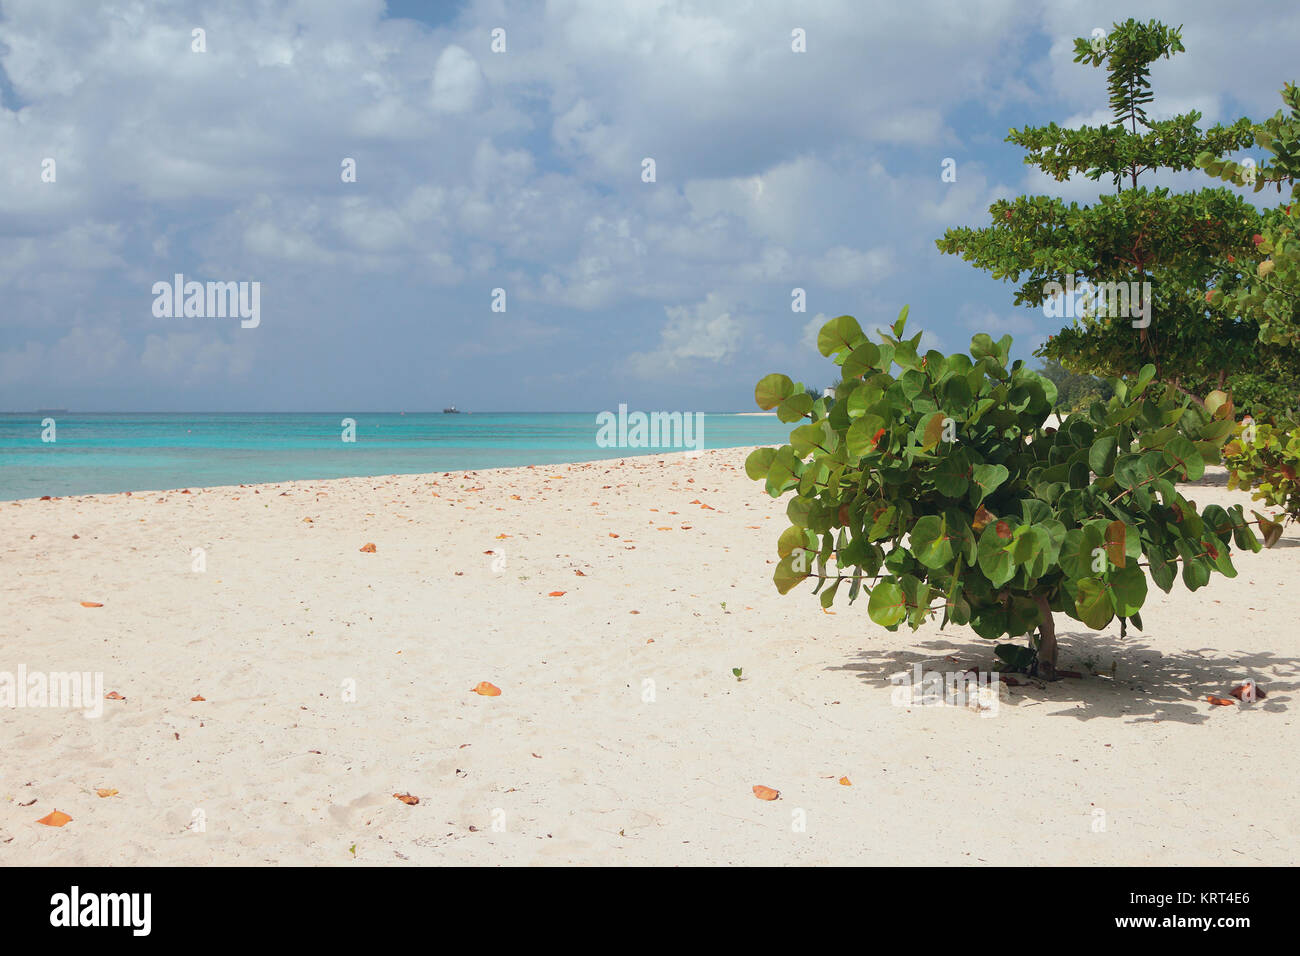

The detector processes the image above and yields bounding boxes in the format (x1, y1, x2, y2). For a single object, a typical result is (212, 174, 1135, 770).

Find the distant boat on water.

(443, 406, 461, 414)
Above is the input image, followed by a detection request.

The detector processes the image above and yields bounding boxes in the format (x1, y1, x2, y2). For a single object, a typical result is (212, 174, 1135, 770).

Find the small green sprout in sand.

(732, 667, 743, 682)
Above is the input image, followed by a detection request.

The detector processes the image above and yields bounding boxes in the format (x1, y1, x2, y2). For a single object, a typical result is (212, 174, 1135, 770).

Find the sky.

(1, 0, 1298, 412)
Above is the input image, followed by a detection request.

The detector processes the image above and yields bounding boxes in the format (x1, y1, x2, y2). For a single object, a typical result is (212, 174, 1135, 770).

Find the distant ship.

(443, 406, 461, 414)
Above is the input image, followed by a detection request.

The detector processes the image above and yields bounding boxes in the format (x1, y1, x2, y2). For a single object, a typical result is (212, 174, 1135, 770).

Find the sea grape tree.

(747, 310, 1263, 678)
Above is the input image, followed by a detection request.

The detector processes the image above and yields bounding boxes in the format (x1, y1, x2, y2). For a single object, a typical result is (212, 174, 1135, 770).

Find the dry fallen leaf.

(191, 695, 205, 702)
(573, 569, 586, 576)
(37, 810, 72, 827)
(96, 788, 118, 798)
(359, 542, 377, 553)
(80, 601, 104, 608)
(1230, 684, 1266, 701)
(839, 776, 852, 786)
(471, 681, 501, 697)
(752, 785, 780, 801)
(1206, 695, 1235, 706)
(393, 792, 419, 805)
(105, 691, 125, 700)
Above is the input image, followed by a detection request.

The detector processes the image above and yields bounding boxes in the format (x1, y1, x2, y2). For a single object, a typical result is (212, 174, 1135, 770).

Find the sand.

(2, 448, 1296, 865)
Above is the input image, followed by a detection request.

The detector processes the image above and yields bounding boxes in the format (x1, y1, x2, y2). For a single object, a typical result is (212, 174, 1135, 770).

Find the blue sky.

(1, 0, 1297, 412)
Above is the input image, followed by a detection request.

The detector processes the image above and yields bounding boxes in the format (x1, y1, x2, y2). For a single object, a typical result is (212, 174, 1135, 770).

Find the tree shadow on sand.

(831, 629, 1298, 724)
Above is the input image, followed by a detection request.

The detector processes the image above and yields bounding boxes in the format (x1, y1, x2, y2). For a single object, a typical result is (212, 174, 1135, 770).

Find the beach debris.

(393, 793, 419, 805)
(471, 681, 501, 697)
(1230, 683, 1266, 701)
(190, 695, 205, 702)
(573, 569, 586, 576)
(839, 776, 852, 786)
(79, 601, 104, 608)
(1206, 695, 1235, 706)
(37, 810, 72, 827)
(548, 590, 566, 597)
(608, 533, 619, 538)
(359, 542, 377, 552)
(105, 691, 125, 700)
(752, 785, 781, 801)
(96, 789, 118, 798)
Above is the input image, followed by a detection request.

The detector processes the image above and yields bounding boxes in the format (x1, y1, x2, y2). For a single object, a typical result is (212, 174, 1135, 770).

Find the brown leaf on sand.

(608, 533, 620, 538)
(1206, 695, 1235, 706)
(105, 691, 125, 700)
(359, 542, 377, 552)
(393, 793, 419, 805)
(191, 695, 205, 702)
(302, 517, 313, 523)
(495, 533, 511, 539)
(471, 681, 501, 697)
(548, 590, 566, 597)
(80, 601, 104, 608)
(573, 569, 586, 576)
(752, 785, 780, 801)
(1230, 683, 1266, 701)
(96, 788, 118, 798)
(839, 776, 852, 786)
(37, 810, 72, 827)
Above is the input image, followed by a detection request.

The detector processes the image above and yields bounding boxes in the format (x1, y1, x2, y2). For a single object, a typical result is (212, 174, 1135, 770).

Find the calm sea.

(0, 412, 791, 500)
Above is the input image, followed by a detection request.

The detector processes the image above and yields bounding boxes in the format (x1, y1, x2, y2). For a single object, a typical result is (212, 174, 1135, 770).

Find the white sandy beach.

(2, 447, 1297, 865)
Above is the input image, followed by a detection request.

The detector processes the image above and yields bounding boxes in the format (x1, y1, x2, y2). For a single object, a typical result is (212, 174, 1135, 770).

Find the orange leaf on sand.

(471, 681, 501, 697)
(191, 695, 205, 702)
(96, 789, 118, 798)
(839, 776, 852, 786)
(393, 793, 419, 805)
(573, 569, 586, 576)
(37, 810, 72, 827)
(1230, 684, 1266, 701)
(80, 601, 103, 608)
(105, 691, 125, 700)
(1206, 695, 1235, 706)
(752, 785, 780, 801)
(359, 542, 377, 553)
(496, 533, 510, 539)
(608, 533, 620, 538)
(548, 590, 566, 597)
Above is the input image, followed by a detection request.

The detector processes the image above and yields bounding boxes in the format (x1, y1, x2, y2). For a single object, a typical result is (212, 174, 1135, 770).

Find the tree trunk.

(1032, 594, 1058, 681)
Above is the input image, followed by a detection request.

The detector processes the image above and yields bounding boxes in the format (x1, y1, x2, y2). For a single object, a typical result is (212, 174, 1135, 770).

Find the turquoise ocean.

(0, 412, 792, 501)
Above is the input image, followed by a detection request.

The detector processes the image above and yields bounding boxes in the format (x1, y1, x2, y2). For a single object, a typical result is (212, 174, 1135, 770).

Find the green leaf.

(1074, 577, 1114, 630)
(777, 391, 814, 423)
(1109, 563, 1147, 617)
(842, 341, 881, 379)
(911, 515, 954, 569)
(867, 580, 907, 627)
(970, 463, 1009, 506)
(744, 447, 775, 481)
(818, 315, 865, 357)
(1088, 436, 1118, 476)
(754, 373, 795, 410)
(773, 554, 810, 594)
